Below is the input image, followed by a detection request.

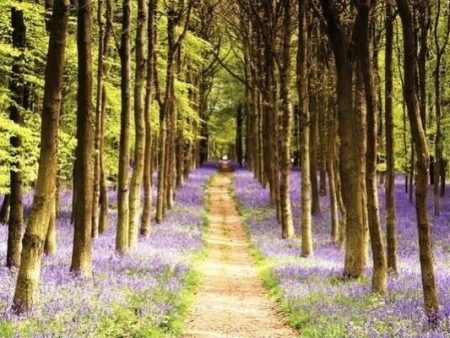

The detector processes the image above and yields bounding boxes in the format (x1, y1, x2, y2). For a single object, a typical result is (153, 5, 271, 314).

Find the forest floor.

(184, 172, 297, 338)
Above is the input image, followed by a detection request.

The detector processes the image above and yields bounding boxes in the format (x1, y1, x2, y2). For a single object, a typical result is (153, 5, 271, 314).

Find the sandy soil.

(183, 173, 298, 338)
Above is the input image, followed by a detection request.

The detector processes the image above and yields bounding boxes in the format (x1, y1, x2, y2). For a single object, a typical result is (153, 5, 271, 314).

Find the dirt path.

(184, 173, 298, 338)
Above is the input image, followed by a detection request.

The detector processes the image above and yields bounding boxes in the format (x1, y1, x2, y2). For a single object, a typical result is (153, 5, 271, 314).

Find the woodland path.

(183, 171, 298, 338)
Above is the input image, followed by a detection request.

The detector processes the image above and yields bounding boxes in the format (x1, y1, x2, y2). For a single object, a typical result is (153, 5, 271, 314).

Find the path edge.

(229, 173, 302, 336)
(172, 173, 217, 337)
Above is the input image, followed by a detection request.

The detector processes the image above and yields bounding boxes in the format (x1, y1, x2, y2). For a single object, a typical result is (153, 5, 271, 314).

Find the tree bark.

(128, 0, 148, 248)
(396, 0, 440, 316)
(93, 0, 113, 237)
(321, 0, 367, 278)
(279, 0, 295, 239)
(71, 0, 94, 276)
(98, 0, 113, 235)
(327, 98, 339, 243)
(298, 0, 313, 256)
(355, 0, 387, 294)
(12, 0, 69, 313)
(236, 103, 244, 167)
(7, 7, 27, 268)
(433, 0, 450, 215)
(141, 0, 157, 236)
(116, 0, 132, 253)
(385, 0, 397, 274)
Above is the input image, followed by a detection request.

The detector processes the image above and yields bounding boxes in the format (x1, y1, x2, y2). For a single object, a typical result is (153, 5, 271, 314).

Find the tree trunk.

(7, 7, 27, 268)
(116, 0, 132, 253)
(385, 0, 397, 274)
(298, 0, 312, 256)
(12, 0, 69, 313)
(355, 0, 387, 294)
(141, 0, 157, 236)
(279, 0, 294, 240)
(309, 84, 320, 216)
(92, 0, 104, 239)
(71, 0, 94, 276)
(128, 0, 148, 248)
(320, 0, 367, 278)
(417, 1, 429, 131)
(355, 65, 370, 268)
(327, 98, 339, 243)
(93, 0, 112, 237)
(396, 0, 439, 316)
(157, 4, 176, 223)
(432, 0, 450, 215)
(236, 103, 244, 167)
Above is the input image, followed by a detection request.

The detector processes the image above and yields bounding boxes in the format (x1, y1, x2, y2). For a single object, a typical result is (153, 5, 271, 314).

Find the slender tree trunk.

(309, 85, 320, 216)
(98, 0, 113, 235)
(93, 0, 112, 237)
(355, 0, 387, 294)
(417, 1, 429, 131)
(396, 0, 439, 316)
(318, 97, 327, 196)
(298, 0, 312, 256)
(279, 0, 295, 239)
(12, 0, 69, 313)
(92, 0, 104, 239)
(327, 98, 339, 243)
(7, 7, 27, 268)
(355, 65, 370, 268)
(432, 0, 450, 216)
(116, 0, 132, 253)
(156, 5, 176, 223)
(236, 103, 244, 167)
(128, 0, 148, 248)
(141, 0, 157, 236)
(385, 0, 397, 274)
(71, 0, 94, 276)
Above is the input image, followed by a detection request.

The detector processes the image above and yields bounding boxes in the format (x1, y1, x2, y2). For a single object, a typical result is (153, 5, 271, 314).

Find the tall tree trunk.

(320, 0, 367, 278)
(396, 0, 439, 316)
(71, 0, 94, 276)
(385, 0, 397, 274)
(116, 0, 132, 253)
(279, 0, 294, 239)
(236, 103, 244, 167)
(309, 82, 320, 216)
(433, 0, 450, 215)
(12, 0, 69, 313)
(156, 4, 176, 223)
(141, 0, 157, 236)
(98, 0, 113, 235)
(93, 0, 112, 237)
(327, 98, 339, 243)
(417, 0, 429, 131)
(129, 0, 148, 248)
(92, 0, 104, 239)
(355, 0, 387, 294)
(355, 65, 370, 268)
(7, 7, 27, 268)
(298, 0, 312, 256)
